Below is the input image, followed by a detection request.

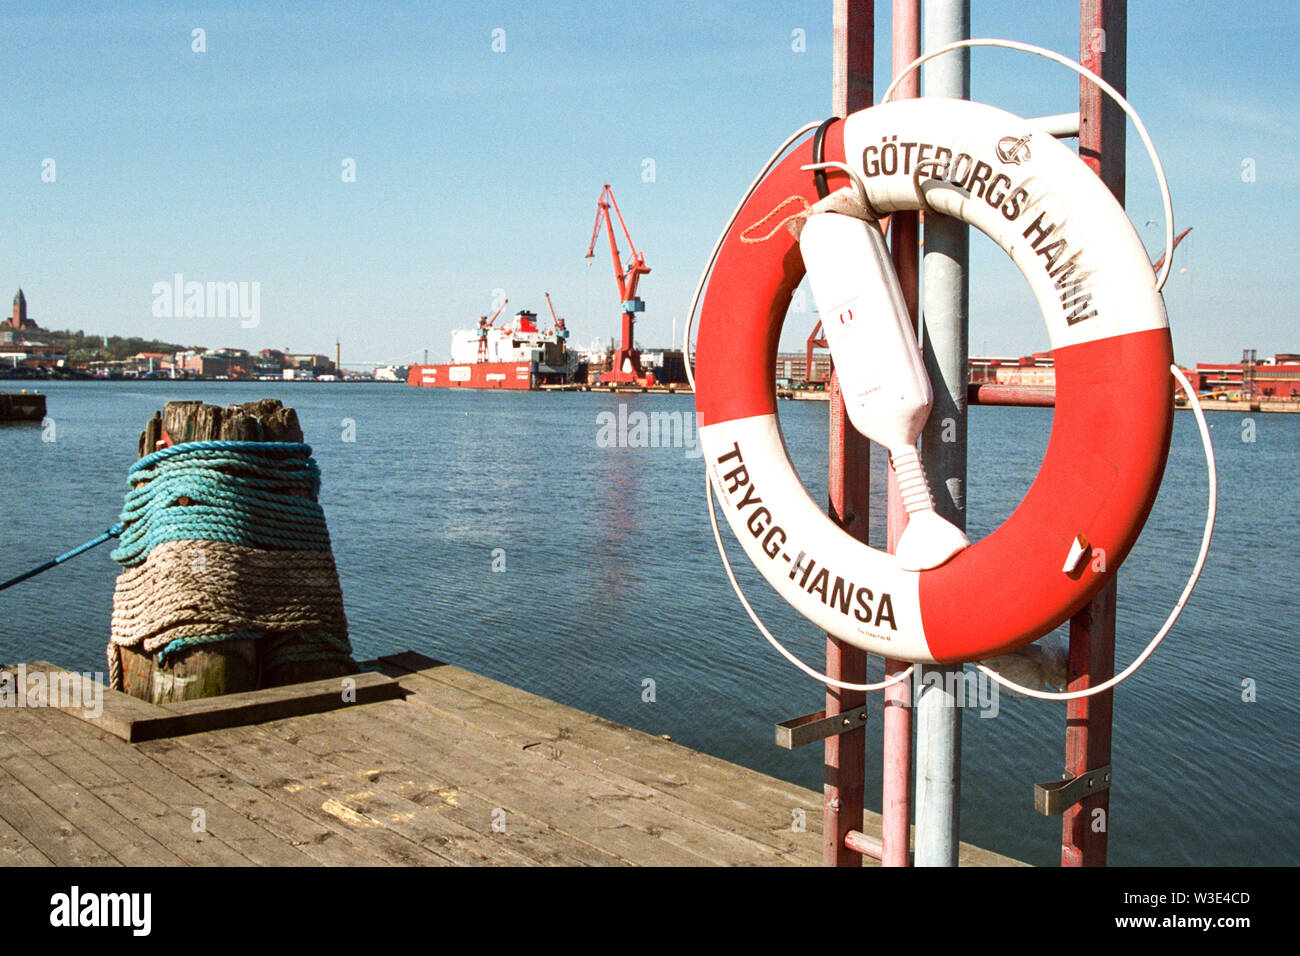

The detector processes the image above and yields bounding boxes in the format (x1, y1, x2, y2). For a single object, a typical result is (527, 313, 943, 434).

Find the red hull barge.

(406, 361, 534, 390)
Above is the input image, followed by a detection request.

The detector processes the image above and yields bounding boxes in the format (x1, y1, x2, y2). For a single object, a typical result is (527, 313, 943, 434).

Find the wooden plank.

(139, 733, 395, 868)
(19, 662, 173, 742)
(358, 696, 789, 866)
(133, 732, 393, 866)
(244, 718, 546, 866)
(378, 662, 819, 862)
(7, 706, 279, 866)
(0, 766, 117, 866)
(4, 654, 1024, 867)
(152, 670, 401, 737)
(151, 728, 448, 866)
(0, 805, 54, 866)
(380, 657, 1024, 866)
(0, 731, 180, 865)
(0, 720, 125, 866)
(258, 708, 607, 865)
(355, 701, 711, 866)
(380, 655, 821, 810)
(17, 663, 400, 742)
(262, 705, 630, 867)
(377, 654, 818, 807)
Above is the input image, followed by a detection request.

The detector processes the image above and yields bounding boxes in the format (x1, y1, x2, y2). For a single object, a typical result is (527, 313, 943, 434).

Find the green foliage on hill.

(19, 327, 201, 363)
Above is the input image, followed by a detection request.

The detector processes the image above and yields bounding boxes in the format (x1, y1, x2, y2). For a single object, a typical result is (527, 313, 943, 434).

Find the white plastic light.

(799, 211, 969, 571)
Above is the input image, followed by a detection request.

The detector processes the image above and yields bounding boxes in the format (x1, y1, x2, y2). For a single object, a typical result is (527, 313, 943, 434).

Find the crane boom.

(485, 299, 508, 327)
(584, 185, 650, 384)
(543, 292, 568, 339)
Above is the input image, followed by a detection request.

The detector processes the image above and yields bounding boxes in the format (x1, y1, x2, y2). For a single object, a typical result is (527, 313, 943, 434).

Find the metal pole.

(914, 0, 970, 868)
(1063, 0, 1126, 868)
(882, 0, 921, 869)
(823, 0, 874, 868)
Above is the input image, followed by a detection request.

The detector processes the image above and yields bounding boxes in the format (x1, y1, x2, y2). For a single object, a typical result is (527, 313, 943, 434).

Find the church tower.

(9, 289, 34, 330)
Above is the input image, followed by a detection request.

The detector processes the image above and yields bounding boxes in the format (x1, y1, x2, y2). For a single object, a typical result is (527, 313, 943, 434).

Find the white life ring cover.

(697, 98, 1172, 664)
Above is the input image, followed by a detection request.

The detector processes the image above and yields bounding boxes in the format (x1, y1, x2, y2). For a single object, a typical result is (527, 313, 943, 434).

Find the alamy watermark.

(0, 664, 104, 719)
(151, 273, 260, 328)
(50, 886, 150, 936)
(913, 666, 1000, 719)
(596, 403, 701, 458)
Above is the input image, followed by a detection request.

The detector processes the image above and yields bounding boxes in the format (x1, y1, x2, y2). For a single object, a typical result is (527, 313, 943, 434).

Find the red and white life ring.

(694, 98, 1174, 664)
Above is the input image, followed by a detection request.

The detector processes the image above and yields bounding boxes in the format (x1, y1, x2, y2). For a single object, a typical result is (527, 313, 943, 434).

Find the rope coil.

(107, 440, 353, 688)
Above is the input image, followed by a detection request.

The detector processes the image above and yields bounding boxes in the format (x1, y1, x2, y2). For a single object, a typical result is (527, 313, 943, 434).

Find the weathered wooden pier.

(0, 653, 1021, 866)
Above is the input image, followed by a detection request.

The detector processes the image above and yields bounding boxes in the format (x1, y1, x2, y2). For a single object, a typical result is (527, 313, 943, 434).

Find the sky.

(1, 0, 1295, 366)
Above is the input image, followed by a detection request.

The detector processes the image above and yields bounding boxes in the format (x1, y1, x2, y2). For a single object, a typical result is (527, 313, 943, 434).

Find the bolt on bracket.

(1034, 763, 1112, 815)
(775, 706, 869, 750)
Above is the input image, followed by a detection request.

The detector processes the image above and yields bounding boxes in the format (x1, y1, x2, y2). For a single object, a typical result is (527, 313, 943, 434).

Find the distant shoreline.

(8, 379, 1299, 413)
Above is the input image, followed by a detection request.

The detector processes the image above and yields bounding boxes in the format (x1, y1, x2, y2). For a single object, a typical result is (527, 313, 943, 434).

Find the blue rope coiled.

(112, 441, 332, 566)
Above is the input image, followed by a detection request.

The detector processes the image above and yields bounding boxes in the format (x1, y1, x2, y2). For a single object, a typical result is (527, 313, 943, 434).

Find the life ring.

(694, 98, 1173, 664)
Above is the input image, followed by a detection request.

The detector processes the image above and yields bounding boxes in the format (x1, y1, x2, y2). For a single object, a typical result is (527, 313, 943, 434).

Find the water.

(1, 381, 1296, 866)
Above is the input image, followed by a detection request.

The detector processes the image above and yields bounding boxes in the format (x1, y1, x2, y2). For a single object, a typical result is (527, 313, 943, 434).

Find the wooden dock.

(0, 652, 1022, 866)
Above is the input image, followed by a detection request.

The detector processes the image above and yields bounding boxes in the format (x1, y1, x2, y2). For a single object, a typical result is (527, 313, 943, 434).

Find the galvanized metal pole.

(1064, 0, 1126, 868)
(914, 0, 970, 868)
(882, 0, 921, 869)
(823, 0, 875, 868)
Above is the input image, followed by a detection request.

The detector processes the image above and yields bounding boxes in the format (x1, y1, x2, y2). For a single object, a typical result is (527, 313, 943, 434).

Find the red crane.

(586, 185, 650, 384)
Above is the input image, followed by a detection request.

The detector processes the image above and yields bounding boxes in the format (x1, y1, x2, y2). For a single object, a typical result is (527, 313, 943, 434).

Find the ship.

(407, 301, 578, 391)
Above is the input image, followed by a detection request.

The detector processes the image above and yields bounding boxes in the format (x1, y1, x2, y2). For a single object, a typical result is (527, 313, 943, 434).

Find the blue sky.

(1, 0, 1295, 365)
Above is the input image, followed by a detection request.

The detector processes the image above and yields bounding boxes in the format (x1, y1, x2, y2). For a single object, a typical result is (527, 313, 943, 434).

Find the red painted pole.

(823, 0, 874, 868)
(879, 0, 921, 870)
(1063, 0, 1126, 868)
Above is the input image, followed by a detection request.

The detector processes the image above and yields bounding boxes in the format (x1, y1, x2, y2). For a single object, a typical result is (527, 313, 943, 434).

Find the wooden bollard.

(118, 398, 357, 703)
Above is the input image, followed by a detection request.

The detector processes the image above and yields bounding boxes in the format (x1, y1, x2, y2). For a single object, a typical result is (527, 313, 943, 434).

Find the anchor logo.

(996, 134, 1032, 165)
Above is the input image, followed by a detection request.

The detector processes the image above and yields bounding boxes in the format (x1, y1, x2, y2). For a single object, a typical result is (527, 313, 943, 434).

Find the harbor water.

(1, 381, 1296, 866)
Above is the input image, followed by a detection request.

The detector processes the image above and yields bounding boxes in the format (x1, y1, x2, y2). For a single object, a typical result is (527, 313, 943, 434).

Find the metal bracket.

(775, 707, 868, 750)
(1034, 764, 1112, 815)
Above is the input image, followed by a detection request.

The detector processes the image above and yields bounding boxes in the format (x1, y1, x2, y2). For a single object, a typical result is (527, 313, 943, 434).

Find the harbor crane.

(543, 292, 568, 340)
(586, 184, 650, 384)
(476, 299, 508, 361)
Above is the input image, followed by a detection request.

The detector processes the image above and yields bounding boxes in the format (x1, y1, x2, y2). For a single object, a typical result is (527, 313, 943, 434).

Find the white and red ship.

(406, 305, 578, 391)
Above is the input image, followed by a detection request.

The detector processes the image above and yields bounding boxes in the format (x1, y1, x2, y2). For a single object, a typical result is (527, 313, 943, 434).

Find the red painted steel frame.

(823, 0, 875, 868)
(1063, 0, 1126, 868)
(824, 0, 1125, 869)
